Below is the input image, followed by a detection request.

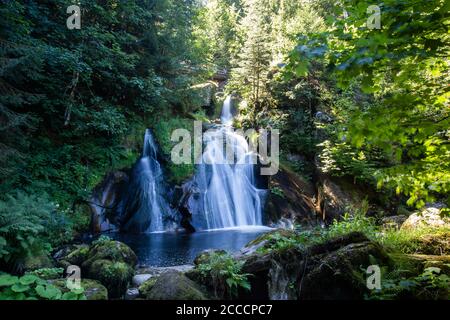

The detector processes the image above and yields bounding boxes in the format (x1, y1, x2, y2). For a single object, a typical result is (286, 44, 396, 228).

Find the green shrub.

(0, 273, 86, 300)
(368, 267, 450, 300)
(27, 268, 64, 280)
(0, 191, 74, 272)
(380, 227, 450, 255)
(196, 252, 251, 299)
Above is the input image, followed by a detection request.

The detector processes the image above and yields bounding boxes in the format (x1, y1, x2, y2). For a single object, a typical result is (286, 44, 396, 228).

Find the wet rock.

(89, 171, 129, 233)
(139, 271, 207, 300)
(125, 288, 140, 300)
(132, 274, 152, 287)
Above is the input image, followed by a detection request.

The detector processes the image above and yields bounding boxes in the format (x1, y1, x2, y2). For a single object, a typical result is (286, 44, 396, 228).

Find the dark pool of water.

(111, 226, 270, 267)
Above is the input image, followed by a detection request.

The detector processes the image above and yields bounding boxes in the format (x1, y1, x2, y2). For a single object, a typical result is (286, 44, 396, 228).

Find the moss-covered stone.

(23, 253, 54, 272)
(51, 279, 108, 300)
(82, 240, 137, 269)
(55, 244, 90, 268)
(193, 249, 227, 266)
(138, 277, 158, 296)
(86, 259, 135, 299)
(140, 271, 207, 300)
(245, 229, 297, 248)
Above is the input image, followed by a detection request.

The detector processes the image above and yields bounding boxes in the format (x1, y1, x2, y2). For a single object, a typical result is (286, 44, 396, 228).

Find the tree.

(285, 0, 450, 206)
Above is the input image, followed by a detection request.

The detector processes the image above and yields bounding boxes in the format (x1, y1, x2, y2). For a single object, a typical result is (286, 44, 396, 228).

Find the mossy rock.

(245, 229, 297, 248)
(300, 234, 392, 299)
(138, 277, 158, 296)
(55, 244, 90, 268)
(82, 240, 137, 270)
(140, 271, 207, 300)
(51, 279, 108, 300)
(194, 249, 227, 266)
(86, 259, 135, 299)
(23, 253, 54, 272)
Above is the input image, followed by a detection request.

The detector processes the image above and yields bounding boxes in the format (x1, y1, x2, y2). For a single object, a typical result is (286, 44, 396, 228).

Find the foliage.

(369, 267, 450, 300)
(27, 268, 64, 280)
(193, 0, 241, 72)
(151, 116, 195, 184)
(0, 0, 204, 212)
(270, 186, 285, 199)
(380, 226, 450, 255)
(91, 235, 112, 247)
(196, 251, 251, 299)
(0, 273, 86, 300)
(0, 191, 72, 272)
(285, 0, 450, 206)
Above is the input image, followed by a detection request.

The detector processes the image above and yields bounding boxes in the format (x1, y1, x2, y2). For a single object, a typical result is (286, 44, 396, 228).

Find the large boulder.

(317, 175, 368, 223)
(139, 271, 207, 300)
(54, 239, 138, 299)
(85, 259, 134, 299)
(81, 239, 138, 299)
(237, 232, 392, 300)
(264, 166, 319, 227)
(82, 240, 137, 268)
(53, 244, 90, 268)
(23, 253, 55, 272)
(299, 234, 391, 299)
(401, 203, 449, 230)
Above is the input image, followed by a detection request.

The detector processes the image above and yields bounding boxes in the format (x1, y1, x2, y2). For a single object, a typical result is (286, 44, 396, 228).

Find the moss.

(51, 279, 108, 300)
(82, 240, 137, 269)
(382, 227, 450, 255)
(87, 259, 134, 299)
(246, 229, 297, 248)
(138, 277, 158, 296)
(55, 244, 90, 268)
(194, 249, 227, 266)
(140, 271, 207, 300)
(23, 253, 54, 272)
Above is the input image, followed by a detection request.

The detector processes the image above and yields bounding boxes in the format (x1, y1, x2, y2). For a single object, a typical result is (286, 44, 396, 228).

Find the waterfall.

(220, 95, 233, 124)
(118, 129, 173, 233)
(190, 96, 266, 230)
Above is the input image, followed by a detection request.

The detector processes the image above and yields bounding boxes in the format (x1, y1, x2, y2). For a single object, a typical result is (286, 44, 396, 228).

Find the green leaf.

(35, 284, 62, 300)
(19, 274, 40, 285)
(0, 274, 19, 287)
(61, 291, 79, 300)
(11, 283, 30, 293)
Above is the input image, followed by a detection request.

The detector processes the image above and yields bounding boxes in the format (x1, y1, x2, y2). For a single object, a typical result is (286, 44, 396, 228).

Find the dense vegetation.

(0, 0, 448, 300)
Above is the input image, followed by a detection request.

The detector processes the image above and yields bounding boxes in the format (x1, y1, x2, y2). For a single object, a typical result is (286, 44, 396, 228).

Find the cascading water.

(220, 95, 233, 124)
(189, 96, 266, 230)
(117, 129, 173, 233)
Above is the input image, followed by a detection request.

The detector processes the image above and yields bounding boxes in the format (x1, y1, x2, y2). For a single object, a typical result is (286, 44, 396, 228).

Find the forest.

(0, 0, 449, 302)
